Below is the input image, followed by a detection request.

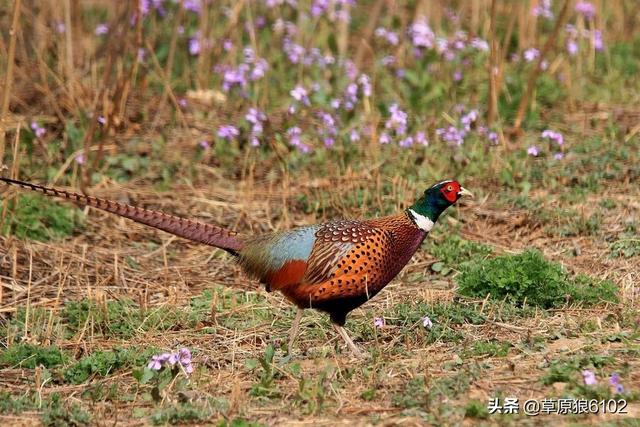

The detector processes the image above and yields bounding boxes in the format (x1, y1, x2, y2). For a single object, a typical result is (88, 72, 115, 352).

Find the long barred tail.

(0, 177, 243, 254)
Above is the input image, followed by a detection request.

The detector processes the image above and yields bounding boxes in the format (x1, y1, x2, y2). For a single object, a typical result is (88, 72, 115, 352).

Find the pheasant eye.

(446, 185, 453, 192)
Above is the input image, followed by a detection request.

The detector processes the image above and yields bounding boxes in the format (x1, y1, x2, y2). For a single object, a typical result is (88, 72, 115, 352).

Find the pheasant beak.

(457, 187, 474, 198)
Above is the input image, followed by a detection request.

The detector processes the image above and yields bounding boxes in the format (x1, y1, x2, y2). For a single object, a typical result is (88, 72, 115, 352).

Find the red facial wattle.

(440, 181, 461, 203)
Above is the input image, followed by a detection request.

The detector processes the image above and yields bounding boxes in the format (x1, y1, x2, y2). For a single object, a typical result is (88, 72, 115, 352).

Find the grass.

(457, 250, 619, 309)
(0, 0, 639, 425)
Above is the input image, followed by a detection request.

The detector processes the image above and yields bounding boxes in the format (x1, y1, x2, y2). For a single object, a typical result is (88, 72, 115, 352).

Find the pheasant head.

(407, 180, 473, 231)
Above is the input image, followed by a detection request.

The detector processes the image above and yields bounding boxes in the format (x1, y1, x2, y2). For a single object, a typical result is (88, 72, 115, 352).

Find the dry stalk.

(512, 0, 573, 136)
(0, 0, 22, 170)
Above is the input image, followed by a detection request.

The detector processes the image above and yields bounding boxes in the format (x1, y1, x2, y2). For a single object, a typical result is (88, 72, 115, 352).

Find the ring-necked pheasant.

(0, 177, 472, 356)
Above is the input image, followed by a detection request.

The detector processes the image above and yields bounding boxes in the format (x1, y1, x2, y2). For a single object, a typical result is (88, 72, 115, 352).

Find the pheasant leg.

(333, 324, 364, 358)
(287, 308, 304, 352)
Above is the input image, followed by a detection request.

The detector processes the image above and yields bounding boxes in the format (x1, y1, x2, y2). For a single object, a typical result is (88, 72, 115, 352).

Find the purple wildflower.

(373, 317, 385, 329)
(470, 38, 489, 51)
(488, 131, 499, 145)
(566, 40, 579, 56)
(409, 17, 435, 50)
(532, 0, 554, 19)
(183, 0, 201, 13)
(399, 136, 413, 148)
(137, 48, 146, 62)
(592, 30, 604, 51)
(415, 131, 428, 146)
(95, 23, 108, 36)
(553, 152, 564, 160)
(287, 126, 311, 152)
(75, 154, 86, 165)
(290, 85, 310, 105)
(575, 1, 596, 19)
(349, 129, 360, 142)
(379, 132, 391, 144)
(609, 373, 624, 394)
(97, 116, 106, 125)
(453, 70, 463, 81)
(30, 122, 46, 138)
(199, 140, 210, 150)
(147, 354, 164, 370)
(527, 145, 540, 156)
(55, 21, 66, 34)
(223, 39, 233, 51)
(217, 125, 239, 141)
(582, 369, 597, 385)
(189, 37, 201, 55)
(421, 316, 433, 329)
(385, 103, 408, 136)
(358, 74, 372, 98)
(437, 126, 466, 146)
(523, 47, 540, 62)
(541, 129, 564, 145)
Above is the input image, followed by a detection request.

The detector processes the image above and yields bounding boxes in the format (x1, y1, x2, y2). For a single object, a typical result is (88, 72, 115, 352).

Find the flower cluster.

(532, 0, 554, 20)
(215, 47, 269, 93)
(436, 108, 486, 147)
(311, 0, 353, 23)
(147, 348, 194, 374)
(287, 126, 311, 153)
(30, 122, 46, 138)
(380, 103, 426, 148)
(582, 370, 625, 394)
(246, 108, 267, 146)
(373, 317, 385, 328)
(218, 125, 240, 141)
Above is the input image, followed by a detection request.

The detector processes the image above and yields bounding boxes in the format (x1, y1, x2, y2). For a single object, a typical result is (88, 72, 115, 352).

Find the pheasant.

(0, 177, 472, 356)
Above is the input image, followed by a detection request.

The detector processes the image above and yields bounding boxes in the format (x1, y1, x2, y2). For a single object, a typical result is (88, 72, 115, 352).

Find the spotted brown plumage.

(0, 176, 473, 357)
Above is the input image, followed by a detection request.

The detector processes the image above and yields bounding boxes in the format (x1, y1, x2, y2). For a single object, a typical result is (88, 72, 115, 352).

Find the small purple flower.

(566, 40, 579, 56)
(421, 316, 433, 329)
(30, 122, 46, 138)
(95, 23, 109, 36)
(183, 0, 202, 13)
(97, 116, 106, 125)
(470, 38, 489, 51)
(349, 129, 360, 142)
(217, 125, 239, 141)
(553, 152, 564, 160)
(527, 145, 540, 156)
(178, 98, 187, 108)
(379, 132, 391, 144)
(488, 131, 499, 145)
(75, 153, 86, 165)
(199, 140, 210, 150)
(575, 1, 596, 19)
(453, 70, 463, 82)
(55, 21, 66, 34)
(461, 110, 478, 130)
(178, 348, 192, 366)
(358, 74, 372, 98)
(541, 129, 564, 145)
(592, 30, 604, 51)
(223, 39, 233, 52)
(532, 0, 554, 19)
(523, 47, 540, 62)
(137, 48, 146, 62)
(373, 317, 385, 329)
(437, 126, 466, 146)
(610, 373, 624, 393)
(399, 136, 413, 148)
(415, 131, 428, 146)
(409, 16, 435, 50)
(189, 37, 201, 56)
(582, 369, 597, 385)
(290, 85, 310, 105)
(147, 355, 163, 370)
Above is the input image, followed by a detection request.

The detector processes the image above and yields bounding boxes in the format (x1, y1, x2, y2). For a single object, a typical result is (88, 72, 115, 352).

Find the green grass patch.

(63, 346, 157, 384)
(457, 250, 618, 309)
(0, 344, 67, 369)
(63, 299, 189, 339)
(429, 235, 493, 272)
(1, 194, 82, 241)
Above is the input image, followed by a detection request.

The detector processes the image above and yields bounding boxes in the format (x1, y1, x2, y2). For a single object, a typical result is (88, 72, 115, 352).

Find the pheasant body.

(239, 214, 427, 325)
(0, 176, 472, 355)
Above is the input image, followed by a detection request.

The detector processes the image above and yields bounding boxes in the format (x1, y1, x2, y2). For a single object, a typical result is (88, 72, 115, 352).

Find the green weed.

(0, 344, 67, 369)
(457, 250, 618, 309)
(1, 194, 81, 241)
(64, 347, 157, 384)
